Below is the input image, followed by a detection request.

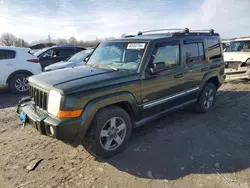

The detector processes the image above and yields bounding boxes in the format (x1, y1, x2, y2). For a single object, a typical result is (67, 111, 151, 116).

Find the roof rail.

(189, 29, 215, 34)
(137, 28, 215, 35)
(137, 28, 187, 35)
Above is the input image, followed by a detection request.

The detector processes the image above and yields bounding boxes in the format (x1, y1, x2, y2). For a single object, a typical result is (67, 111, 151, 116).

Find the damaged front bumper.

(17, 97, 82, 146)
(225, 61, 250, 81)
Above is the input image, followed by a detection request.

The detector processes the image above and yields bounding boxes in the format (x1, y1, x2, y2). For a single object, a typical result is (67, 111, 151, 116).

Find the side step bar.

(134, 99, 197, 128)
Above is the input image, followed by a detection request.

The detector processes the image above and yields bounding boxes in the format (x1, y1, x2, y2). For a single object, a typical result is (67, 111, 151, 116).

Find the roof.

(114, 33, 219, 43)
(52, 45, 86, 49)
(222, 40, 232, 43)
(114, 29, 219, 42)
(234, 38, 250, 41)
(119, 33, 173, 41)
(0, 46, 31, 51)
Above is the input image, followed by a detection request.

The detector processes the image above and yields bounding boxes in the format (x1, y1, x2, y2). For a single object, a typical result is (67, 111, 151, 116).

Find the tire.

(83, 106, 132, 158)
(195, 82, 216, 113)
(9, 74, 29, 94)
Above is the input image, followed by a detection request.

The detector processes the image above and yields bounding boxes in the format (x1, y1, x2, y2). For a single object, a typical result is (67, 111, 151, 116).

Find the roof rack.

(137, 28, 215, 35)
(189, 29, 215, 34)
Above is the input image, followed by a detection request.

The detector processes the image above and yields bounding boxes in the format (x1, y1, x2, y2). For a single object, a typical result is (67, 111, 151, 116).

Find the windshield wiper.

(88, 64, 119, 71)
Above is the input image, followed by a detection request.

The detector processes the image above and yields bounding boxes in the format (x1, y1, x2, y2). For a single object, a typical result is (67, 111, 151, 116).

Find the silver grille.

(29, 86, 48, 111)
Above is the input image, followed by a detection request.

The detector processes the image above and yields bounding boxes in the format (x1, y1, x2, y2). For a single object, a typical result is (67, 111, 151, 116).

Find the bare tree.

(0, 33, 29, 47)
(48, 35, 52, 43)
(68, 36, 78, 45)
(0, 33, 17, 46)
(120, 33, 127, 38)
(56, 38, 68, 45)
(15, 39, 29, 47)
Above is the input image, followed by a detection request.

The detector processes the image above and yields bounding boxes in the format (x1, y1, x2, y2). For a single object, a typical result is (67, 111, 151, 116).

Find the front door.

(141, 41, 195, 118)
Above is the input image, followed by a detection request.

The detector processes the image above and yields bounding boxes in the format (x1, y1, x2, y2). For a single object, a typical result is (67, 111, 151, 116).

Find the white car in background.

(222, 40, 231, 51)
(224, 38, 250, 80)
(0, 46, 41, 93)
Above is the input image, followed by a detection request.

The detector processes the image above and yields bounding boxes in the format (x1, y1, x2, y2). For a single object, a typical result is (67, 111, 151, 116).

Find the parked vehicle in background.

(222, 40, 231, 51)
(34, 46, 86, 70)
(224, 38, 250, 81)
(17, 28, 225, 158)
(0, 46, 41, 93)
(44, 49, 93, 72)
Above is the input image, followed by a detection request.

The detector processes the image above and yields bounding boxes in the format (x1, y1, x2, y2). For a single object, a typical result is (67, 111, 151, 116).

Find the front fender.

(79, 92, 139, 137)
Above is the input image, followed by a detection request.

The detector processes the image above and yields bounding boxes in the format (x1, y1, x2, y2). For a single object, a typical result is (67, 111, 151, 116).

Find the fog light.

(47, 125, 55, 135)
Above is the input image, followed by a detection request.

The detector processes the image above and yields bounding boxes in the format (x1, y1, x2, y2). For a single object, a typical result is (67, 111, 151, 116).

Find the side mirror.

(150, 62, 165, 74)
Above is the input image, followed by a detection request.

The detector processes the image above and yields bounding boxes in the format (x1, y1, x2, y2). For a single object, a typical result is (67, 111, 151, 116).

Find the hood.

(29, 66, 138, 94)
(44, 61, 81, 71)
(224, 52, 250, 62)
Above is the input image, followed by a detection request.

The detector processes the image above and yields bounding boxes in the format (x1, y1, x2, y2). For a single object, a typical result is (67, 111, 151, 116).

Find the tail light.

(27, 59, 39, 63)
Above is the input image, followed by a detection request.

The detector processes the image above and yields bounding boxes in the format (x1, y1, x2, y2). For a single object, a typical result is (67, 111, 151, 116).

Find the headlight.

(47, 90, 62, 116)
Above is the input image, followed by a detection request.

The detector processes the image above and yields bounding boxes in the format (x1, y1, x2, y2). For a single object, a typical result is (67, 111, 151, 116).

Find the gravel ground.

(1, 81, 250, 188)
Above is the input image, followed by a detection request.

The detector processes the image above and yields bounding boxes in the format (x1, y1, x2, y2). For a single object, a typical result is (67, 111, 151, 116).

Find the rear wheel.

(83, 106, 132, 158)
(9, 74, 29, 94)
(196, 82, 216, 113)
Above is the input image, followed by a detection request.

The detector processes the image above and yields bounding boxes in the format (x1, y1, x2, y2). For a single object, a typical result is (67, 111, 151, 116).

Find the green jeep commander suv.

(17, 28, 225, 158)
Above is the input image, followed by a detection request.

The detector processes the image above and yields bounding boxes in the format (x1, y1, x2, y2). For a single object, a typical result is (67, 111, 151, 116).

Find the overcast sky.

(0, 0, 249, 42)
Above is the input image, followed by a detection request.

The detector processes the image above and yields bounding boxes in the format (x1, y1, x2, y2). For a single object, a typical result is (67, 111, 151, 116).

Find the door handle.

(201, 67, 209, 72)
(174, 73, 184, 79)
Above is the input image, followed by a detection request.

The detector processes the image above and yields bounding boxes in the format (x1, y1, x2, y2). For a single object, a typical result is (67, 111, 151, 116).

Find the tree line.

(0, 33, 121, 48)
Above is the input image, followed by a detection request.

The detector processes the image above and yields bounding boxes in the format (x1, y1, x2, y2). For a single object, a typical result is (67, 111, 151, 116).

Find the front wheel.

(83, 106, 132, 158)
(196, 82, 216, 113)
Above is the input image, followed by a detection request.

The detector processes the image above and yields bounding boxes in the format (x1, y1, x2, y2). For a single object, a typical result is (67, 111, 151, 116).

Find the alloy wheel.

(99, 117, 127, 151)
(14, 77, 28, 92)
(204, 88, 214, 109)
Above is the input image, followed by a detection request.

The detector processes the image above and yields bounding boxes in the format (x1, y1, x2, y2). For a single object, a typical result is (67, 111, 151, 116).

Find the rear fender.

(197, 71, 219, 96)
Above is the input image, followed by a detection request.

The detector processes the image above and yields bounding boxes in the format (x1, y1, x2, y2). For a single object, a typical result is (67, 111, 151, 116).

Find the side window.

(153, 44, 180, 69)
(184, 42, 205, 63)
(56, 49, 75, 56)
(41, 49, 53, 58)
(0, 50, 6, 60)
(76, 48, 84, 53)
(6, 50, 16, 59)
(206, 39, 221, 60)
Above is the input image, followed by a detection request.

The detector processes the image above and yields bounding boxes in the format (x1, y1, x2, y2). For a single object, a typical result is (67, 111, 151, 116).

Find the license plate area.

(19, 111, 26, 122)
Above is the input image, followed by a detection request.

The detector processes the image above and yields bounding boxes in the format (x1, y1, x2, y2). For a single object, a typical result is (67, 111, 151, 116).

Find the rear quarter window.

(6, 50, 16, 59)
(206, 39, 222, 61)
(0, 50, 16, 60)
(0, 50, 6, 60)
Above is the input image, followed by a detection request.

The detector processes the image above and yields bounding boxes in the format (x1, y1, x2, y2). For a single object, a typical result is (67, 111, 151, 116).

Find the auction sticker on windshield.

(127, 43, 146, 50)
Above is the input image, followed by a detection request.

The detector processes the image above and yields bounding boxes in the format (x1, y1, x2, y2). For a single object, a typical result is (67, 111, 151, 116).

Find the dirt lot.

(1, 81, 250, 188)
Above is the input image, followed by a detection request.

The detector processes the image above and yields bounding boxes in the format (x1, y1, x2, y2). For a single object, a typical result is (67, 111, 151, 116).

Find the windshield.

(68, 49, 92, 62)
(225, 40, 250, 52)
(87, 41, 147, 70)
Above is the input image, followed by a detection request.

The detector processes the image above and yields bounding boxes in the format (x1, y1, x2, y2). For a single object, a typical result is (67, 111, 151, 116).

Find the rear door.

(183, 39, 208, 88)
(141, 41, 194, 118)
(206, 38, 224, 71)
(0, 50, 16, 86)
(54, 48, 77, 62)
